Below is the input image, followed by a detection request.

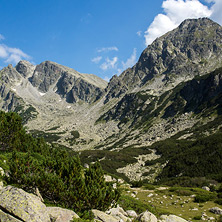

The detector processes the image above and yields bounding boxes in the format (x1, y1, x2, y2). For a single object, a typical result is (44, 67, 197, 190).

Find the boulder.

(202, 186, 210, 191)
(0, 209, 22, 222)
(137, 211, 157, 222)
(0, 186, 50, 222)
(104, 175, 115, 182)
(209, 207, 222, 215)
(47, 207, 79, 222)
(92, 209, 119, 222)
(126, 210, 138, 218)
(160, 215, 188, 222)
(0, 167, 4, 176)
(106, 206, 130, 221)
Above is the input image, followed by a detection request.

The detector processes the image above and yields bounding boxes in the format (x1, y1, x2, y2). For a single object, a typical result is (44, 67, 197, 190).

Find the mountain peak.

(115, 17, 222, 95)
(178, 17, 218, 29)
(15, 60, 35, 78)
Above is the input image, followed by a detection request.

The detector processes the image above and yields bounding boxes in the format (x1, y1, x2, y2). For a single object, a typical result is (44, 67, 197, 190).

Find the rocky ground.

(0, 181, 222, 222)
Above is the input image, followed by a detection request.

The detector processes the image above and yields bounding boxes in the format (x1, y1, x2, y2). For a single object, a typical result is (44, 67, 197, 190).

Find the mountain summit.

(105, 18, 222, 102)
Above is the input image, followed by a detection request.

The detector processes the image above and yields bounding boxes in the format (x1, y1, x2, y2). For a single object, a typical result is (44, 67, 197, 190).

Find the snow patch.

(39, 92, 46, 96)
(66, 106, 71, 109)
(11, 88, 16, 92)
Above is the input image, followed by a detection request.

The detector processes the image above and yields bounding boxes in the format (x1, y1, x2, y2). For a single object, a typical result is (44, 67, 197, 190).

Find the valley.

(0, 17, 222, 221)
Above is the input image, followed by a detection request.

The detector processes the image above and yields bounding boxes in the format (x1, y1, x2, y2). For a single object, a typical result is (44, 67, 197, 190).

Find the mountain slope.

(0, 18, 222, 182)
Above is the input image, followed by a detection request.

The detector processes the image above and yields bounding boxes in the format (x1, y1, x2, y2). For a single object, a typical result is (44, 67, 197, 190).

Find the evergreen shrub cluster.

(0, 111, 120, 214)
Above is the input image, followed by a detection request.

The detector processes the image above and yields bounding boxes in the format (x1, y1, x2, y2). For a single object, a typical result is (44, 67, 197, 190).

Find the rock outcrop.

(210, 207, 222, 215)
(0, 186, 78, 222)
(137, 211, 157, 222)
(92, 209, 119, 222)
(0, 186, 51, 222)
(47, 207, 79, 222)
(159, 215, 188, 222)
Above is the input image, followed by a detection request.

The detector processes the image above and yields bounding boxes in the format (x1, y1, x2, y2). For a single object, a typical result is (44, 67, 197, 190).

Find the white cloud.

(137, 31, 142, 37)
(0, 34, 5, 41)
(0, 44, 31, 64)
(97, 46, 119, 53)
(100, 57, 118, 70)
(0, 45, 8, 58)
(91, 56, 102, 64)
(208, 0, 222, 25)
(144, 0, 212, 46)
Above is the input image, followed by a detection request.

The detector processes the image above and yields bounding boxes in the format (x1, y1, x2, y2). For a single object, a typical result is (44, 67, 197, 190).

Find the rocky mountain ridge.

(0, 18, 222, 180)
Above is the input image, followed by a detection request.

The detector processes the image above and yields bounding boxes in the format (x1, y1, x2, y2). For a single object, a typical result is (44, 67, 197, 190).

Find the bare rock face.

(28, 60, 106, 103)
(15, 60, 35, 78)
(105, 18, 222, 102)
(30, 61, 65, 93)
(0, 186, 51, 222)
(56, 72, 105, 103)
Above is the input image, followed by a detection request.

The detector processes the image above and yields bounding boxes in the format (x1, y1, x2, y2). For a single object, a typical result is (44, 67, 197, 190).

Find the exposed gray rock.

(202, 186, 210, 191)
(106, 206, 130, 222)
(15, 60, 35, 78)
(46, 207, 79, 222)
(160, 215, 188, 222)
(0, 167, 4, 176)
(209, 207, 222, 215)
(92, 209, 119, 222)
(0, 186, 50, 222)
(0, 209, 22, 222)
(126, 210, 138, 218)
(137, 210, 157, 222)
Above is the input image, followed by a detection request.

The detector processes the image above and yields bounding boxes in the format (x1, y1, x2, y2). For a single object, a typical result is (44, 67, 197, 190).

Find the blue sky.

(0, 0, 222, 81)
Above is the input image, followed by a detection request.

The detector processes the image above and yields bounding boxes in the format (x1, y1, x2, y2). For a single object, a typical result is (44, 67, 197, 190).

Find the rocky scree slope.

(0, 60, 111, 149)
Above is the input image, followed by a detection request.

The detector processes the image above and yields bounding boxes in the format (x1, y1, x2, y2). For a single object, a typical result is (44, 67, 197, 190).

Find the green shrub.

(71, 130, 80, 139)
(215, 198, 222, 205)
(143, 184, 155, 190)
(194, 194, 211, 203)
(193, 215, 201, 220)
(0, 111, 120, 214)
(131, 180, 143, 188)
(117, 195, 157, 215)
